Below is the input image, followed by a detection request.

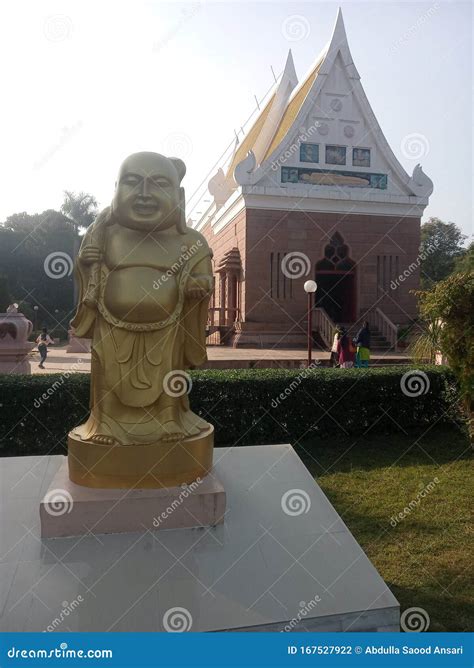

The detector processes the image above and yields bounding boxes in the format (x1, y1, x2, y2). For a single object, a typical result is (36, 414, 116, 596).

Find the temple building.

(194, 9, 433, 348)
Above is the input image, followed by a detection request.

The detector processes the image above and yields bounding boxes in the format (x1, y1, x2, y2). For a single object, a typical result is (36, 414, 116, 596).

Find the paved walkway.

(28, 345, 411, 374)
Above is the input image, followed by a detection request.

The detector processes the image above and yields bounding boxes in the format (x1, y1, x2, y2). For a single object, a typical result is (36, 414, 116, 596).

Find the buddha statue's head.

(111, 152, 186, 233)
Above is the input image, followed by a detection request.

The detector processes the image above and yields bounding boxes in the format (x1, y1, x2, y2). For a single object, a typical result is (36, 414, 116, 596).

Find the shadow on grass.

(296, 425, 471, 476)
(390, 582, 474, 633)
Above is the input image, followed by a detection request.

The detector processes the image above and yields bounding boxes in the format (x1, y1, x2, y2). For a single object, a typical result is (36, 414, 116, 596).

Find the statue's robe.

(71, 209, 212, 445)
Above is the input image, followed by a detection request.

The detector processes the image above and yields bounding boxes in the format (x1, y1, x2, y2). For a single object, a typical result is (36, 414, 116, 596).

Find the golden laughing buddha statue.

(67, 152, 214, 488)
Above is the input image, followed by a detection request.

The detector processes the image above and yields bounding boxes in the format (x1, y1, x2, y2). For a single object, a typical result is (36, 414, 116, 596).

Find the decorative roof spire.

(282, 49, 298, 89)
(319, 6, 359, 79)
(251, 49, 299, 165)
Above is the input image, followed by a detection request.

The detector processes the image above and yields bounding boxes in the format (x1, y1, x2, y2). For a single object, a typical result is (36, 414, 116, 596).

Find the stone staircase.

(207, 315, 394, 351)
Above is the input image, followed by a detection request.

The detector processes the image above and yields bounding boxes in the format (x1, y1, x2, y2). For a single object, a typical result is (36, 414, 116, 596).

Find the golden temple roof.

(225, 92, 276, 180)
(221, 9, 356, 184)
(263, 58, 324, 161)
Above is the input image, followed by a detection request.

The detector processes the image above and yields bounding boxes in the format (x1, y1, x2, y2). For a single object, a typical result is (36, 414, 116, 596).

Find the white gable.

(258, 51, 410, 197)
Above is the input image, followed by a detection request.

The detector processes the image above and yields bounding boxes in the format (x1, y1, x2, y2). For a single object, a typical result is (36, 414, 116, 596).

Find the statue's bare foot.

(90, 434, 118, 445)
(181, 410, 211, 436)
(161, 421, 184, 443)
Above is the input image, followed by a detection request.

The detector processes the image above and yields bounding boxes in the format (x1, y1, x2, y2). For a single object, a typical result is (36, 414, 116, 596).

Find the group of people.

(330, 321, 371, 369)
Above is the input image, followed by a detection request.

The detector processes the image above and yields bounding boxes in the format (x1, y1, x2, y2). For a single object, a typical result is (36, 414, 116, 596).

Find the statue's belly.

(103, 267, 179, 323)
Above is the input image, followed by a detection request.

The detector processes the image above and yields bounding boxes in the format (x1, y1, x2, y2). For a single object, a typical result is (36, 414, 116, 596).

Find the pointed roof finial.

(283, 49, 298, 88)
(332, 6, 348, 45)
(318, 5, 359, 79)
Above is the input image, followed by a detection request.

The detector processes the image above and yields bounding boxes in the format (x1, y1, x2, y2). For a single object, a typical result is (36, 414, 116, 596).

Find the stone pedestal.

(40, 459, 226, 538)
(0, 312, 35, 374)
(66, 328, 91, 353)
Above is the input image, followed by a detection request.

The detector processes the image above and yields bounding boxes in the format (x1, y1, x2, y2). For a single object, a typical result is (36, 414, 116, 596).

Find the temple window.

(325, 145, 346, 165)
(353, 147, 371, 167)
(270, 252, 293, 299)
(377, 254, 400, 295)
(299, 143, 319, 163)
(316, 232, 355, 271)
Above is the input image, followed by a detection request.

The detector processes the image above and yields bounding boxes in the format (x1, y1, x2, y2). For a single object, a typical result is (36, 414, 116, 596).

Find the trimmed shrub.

(0, 366, 461, 457)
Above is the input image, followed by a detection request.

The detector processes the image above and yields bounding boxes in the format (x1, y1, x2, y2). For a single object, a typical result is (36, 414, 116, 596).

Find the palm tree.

(409, 318, 443, 364)
(61, 191, 98, 232)
(61, 191, 98, 308)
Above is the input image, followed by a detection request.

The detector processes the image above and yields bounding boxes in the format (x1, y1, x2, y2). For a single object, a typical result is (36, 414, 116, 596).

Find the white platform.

(0, 446, 399, 632)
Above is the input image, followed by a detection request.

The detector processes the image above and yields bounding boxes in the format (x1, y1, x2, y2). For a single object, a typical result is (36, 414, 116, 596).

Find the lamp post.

(33, 305, 39, 332)
(304, 280, 317, 368)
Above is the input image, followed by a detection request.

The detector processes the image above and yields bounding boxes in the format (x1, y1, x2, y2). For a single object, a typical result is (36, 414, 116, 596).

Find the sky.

(0, 0, 472, 236)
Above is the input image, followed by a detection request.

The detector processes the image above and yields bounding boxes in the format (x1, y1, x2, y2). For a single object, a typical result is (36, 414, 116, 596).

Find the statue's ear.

(170, 158, 186, 184)
(177, 186, 187, 234)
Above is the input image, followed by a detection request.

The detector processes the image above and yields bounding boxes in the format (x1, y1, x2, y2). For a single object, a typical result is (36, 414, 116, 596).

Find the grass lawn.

(297, 425, 473, 632)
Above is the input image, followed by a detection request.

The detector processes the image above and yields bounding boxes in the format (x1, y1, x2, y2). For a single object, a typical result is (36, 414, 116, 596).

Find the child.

(36, 328, 54, 369)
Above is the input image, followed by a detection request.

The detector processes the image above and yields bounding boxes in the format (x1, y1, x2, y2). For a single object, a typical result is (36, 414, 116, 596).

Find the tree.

(61, 191, 98, 231)
(61, 191, 98, 307)
(0, 209, 79, 336)
(453, 241, 474, 274)
(0, 274, 11, 312)
(414, 271, 474, 442)
(419, 218, 467, 288)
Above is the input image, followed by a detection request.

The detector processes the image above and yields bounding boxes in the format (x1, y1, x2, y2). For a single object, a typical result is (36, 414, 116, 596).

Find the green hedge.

(0, 366, 460, 456)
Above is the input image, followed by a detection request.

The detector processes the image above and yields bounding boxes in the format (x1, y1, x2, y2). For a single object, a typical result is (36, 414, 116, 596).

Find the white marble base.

(0, 446, 399, 632)
(40, 460, 226, 538)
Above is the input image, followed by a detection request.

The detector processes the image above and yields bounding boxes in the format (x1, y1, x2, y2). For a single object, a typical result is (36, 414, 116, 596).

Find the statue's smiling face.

(112, 153, 182, 232)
